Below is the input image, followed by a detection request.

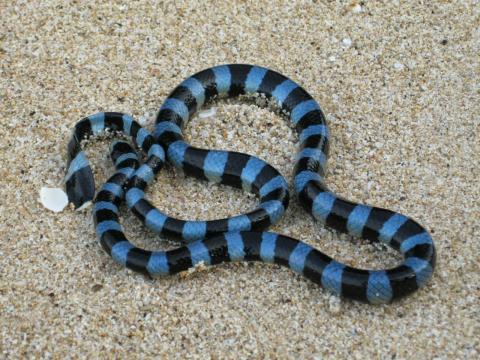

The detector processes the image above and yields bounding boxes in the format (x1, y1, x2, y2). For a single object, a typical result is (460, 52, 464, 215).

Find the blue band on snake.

(65, 64, 435, 304)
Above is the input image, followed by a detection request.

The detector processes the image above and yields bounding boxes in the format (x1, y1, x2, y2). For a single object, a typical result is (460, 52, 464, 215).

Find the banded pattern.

(65, 111, 288, 241)
(97, 142, 433, 304)
(125, 148, 289, 241)
(65, 112, 165, 208)
(66, 64, 436, 304)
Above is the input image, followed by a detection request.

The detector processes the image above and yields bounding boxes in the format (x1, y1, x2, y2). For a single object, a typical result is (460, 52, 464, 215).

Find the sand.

(1, 1, 479, 358)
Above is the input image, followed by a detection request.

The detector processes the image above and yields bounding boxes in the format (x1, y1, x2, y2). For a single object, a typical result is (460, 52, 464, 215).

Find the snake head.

(65, 135, 95, 209)
(65, 162, 95, 209)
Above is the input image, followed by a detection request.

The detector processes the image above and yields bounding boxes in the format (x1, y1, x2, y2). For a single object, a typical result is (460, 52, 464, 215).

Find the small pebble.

(138, 110, 155, 125)
(328, 295, 342, 314)
(342, 38, 352, 47)
(394, 61, 404, 70)
(351, 4, 363, 13)
(138, 115, 148, 125)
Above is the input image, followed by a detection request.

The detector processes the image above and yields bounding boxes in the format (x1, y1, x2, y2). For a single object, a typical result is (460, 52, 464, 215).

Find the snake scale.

(65, 64, 435, 304)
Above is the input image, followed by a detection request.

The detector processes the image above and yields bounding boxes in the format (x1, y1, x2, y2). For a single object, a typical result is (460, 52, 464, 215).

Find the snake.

(65, 64, 436, 304)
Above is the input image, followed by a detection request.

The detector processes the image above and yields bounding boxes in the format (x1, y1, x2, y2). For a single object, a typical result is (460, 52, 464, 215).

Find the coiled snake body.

(66, 64, 435, 304)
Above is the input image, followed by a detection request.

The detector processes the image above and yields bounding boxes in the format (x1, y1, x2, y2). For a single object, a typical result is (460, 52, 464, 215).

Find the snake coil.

(65, 64, 435, 304)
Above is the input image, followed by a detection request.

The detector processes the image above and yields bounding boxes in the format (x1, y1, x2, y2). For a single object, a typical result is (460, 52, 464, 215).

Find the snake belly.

(65, 64, 435, 304)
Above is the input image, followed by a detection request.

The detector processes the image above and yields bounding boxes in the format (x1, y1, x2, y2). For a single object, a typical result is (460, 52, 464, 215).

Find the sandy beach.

(1, 1, 479, 358)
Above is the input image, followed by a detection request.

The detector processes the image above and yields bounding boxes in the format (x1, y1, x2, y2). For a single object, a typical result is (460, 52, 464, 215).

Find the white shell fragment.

(198, 107, 217, 119)
(39, 187, 69, 213)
